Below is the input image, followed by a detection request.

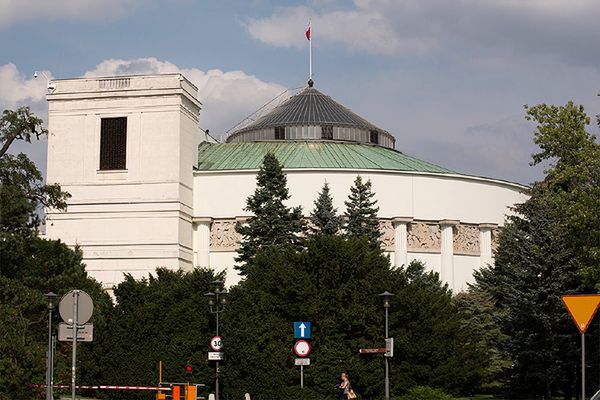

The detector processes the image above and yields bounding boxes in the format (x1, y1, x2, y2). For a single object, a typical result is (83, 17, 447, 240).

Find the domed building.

(45, 74, 525, 291)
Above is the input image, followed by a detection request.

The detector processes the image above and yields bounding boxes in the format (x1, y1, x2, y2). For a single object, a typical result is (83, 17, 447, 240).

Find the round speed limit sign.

(211, 336, 223, 351)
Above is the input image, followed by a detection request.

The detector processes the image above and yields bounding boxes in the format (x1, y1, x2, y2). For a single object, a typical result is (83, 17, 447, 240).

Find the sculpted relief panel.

(453, 224, 480, 254)
(379, 220, 395, 250)
(407, 222, 441, 251)
(208, 218, 491, 255)
(210, 220, 240, 250)
(491, 228, 499, 253)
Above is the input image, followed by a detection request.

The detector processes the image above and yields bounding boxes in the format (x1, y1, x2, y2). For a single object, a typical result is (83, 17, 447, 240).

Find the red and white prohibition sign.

(211, 336, 223, 351)
(294, 340, 311, 357)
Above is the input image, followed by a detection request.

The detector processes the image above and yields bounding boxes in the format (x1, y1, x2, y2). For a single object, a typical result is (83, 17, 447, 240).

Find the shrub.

(395, 386, 454, 400)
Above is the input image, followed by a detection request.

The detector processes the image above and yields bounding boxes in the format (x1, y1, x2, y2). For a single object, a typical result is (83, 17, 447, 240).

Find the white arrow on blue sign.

(294, 321, 311, 339)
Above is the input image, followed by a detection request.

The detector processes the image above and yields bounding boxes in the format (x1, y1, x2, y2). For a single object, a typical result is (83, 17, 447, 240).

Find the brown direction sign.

(561, 294, 600, 333)
(359, 348, 386, 354)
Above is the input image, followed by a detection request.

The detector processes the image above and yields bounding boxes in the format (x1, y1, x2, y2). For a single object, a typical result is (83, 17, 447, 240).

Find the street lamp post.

(379, 291, 394, 400)
(45, 292, 57, 400)
(205, 280, 227, 400)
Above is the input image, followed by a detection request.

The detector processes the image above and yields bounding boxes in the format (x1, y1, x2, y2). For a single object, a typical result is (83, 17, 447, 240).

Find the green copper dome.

(196, 141, 454, 174)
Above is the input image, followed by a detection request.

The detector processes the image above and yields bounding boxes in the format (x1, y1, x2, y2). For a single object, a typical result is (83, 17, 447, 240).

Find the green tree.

(388, 261, 490, 396)
(471, 102, 600, 398)
(525, 102, 600, 287)
(344, 175, 380, 246)
(309, 182, 342, 235)
(0, 107, 70, 234)
(452, 291, 509, 392)
(0, 107, 107, 400)
(88, 268, 220, 400)
(0, 107, 47, 158)
(473, 195, 586, 398)
(222, 237, 486, 399)
(235, 153, 305, 272)
(0, 234, 111, 400)
(0, 276, 46, 399)
(223, 235, 390, 400)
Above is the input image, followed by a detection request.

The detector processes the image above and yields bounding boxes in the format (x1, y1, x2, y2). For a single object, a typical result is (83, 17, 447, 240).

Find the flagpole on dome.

(306, 18, 313, 87)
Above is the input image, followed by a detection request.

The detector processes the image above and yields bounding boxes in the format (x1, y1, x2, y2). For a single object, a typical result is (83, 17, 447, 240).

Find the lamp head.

(45, 292, 57, 309)
(378, 291, 394, 308)
(205, 291, 216, 306)
(218, 288, 228, 304)
(211, 280, 224, 289)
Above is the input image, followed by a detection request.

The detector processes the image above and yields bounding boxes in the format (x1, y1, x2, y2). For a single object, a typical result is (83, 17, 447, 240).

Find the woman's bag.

(348, 389, 357, 399)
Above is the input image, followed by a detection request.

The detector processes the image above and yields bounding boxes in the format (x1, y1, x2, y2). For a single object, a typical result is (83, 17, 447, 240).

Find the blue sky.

(2, 0, 599, 184)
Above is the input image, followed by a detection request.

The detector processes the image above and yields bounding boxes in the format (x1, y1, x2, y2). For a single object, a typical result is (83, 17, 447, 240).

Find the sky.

(1, 0, 600, 185)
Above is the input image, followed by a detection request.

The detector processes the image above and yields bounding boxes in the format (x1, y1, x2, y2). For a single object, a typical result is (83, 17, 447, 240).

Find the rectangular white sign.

(208, 352, 224, 361)
(58, 322, 93, 342)
(295, 358, 310, 366)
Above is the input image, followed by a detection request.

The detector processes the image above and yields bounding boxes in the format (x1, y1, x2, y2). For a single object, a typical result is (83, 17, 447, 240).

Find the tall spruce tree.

(344, 175, 380, 246)
(309, 182, 342, 235)
(235, 153, 305, 273)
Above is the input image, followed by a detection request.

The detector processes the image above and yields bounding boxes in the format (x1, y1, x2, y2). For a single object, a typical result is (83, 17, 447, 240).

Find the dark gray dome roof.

(229, 86, 390, 135)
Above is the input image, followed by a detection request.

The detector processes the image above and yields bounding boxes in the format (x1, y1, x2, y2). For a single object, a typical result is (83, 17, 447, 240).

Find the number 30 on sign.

(211, 336, 223, 351)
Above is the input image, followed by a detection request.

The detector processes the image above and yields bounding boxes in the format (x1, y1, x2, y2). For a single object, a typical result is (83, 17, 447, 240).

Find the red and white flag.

(306, 21, 311, 41)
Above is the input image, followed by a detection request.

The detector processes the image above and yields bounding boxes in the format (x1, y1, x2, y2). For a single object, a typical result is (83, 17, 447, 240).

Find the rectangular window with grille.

(274, 126, 285, 140)
(99, 117, 127, 170)
(321, 125, 333, 140)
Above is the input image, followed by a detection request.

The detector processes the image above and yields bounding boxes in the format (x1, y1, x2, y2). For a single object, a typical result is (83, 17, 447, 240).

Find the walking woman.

(338, 372, 350, 399)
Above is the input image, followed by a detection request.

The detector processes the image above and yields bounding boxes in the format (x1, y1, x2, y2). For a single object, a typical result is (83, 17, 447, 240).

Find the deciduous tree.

(0, 107, 70, 234)
(472, 102, 600, 398)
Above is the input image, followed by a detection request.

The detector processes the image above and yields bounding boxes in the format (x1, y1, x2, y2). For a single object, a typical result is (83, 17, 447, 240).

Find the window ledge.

(97, 169, 128, 174)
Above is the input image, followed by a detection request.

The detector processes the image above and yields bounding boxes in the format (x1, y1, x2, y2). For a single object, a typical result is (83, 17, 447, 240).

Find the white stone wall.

(45, 74, 201, 289)
(193, 169, 526, 290)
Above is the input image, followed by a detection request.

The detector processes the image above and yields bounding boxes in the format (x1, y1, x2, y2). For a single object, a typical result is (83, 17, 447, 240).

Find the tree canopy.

(344, 175, 381, 247)
(235, 153, 305, 273)
(472, 102, 600, 398)
(309, 182, 342, 236)
(525, 102, 600, 287)
(0, 106, 70, 234)
(222, 237, 484, 399)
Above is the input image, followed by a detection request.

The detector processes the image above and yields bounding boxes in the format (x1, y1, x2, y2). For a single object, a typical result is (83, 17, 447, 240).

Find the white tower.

(45, 74, 202, 289)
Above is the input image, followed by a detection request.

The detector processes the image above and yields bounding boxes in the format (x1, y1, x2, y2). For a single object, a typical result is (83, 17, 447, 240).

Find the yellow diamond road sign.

(561, 295, 600, 333)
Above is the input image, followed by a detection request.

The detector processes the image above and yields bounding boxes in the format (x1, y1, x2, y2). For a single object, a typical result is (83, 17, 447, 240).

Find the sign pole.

(216, 308, 220, 400)
(561, 294, 600, 400)
(300, 365, 304, 389)
(582, 332, 585, 400)
(71, 290, 80, 400)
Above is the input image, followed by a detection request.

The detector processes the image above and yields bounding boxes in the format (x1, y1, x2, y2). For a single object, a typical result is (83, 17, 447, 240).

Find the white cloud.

(83, 57, 286, 136)
(244, 0, 600, 65)
(244, 5, 430, 55)
(1, 58, 286, 137)
(0, 63, 49, 111)
(0, 0, 148, 29)
(0, 58, 286, 179)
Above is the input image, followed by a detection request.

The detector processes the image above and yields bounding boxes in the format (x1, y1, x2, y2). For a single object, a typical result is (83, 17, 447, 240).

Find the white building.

(45, 74, 526, 291)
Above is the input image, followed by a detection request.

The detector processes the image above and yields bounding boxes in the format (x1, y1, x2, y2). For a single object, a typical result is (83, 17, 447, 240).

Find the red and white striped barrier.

(50, 385, 172, 391)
